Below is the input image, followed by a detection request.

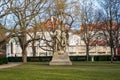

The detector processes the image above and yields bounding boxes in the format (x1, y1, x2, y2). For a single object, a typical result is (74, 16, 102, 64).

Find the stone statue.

(50, 25, 72, 65)
(53, 29, 67, 52)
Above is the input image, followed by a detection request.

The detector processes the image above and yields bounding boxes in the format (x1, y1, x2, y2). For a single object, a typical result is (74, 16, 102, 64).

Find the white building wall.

(6, 32, 111, 57)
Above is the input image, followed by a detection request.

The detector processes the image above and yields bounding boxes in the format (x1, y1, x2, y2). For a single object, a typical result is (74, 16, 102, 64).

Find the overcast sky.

(0, 0, 101, 30)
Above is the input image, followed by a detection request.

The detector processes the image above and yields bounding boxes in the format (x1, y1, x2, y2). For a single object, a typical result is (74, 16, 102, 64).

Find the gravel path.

(0, 62, 22, 69)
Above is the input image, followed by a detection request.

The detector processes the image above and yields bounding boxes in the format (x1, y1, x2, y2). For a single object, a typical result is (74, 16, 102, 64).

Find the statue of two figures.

(49, 28, 72, 65)
(53, 29, 68, 54)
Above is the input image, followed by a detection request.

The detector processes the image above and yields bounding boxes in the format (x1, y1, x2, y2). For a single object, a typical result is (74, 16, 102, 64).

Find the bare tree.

(8, 0, 50, 63)
(76, 0, 101, 61)
(0, 23, 8, 48)
(34, 0, 75, 55)
(0, 0, 14, 49)
(99, 0, 120, 62)
(0, 0, 11, 18)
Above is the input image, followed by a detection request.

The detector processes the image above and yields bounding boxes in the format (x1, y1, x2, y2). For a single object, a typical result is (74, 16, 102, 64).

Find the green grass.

(0, 61, 120, 80)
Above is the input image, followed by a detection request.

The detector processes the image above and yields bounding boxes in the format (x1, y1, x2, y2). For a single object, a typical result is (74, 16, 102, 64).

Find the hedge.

(8, 56, 52, 62)
(7, 56, 120, 62)
(0, 57, 8, 65)
(8, 57, 22, 62)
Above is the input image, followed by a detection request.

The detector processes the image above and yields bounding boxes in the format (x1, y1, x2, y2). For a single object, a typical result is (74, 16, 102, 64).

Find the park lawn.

(0, 62, 120, 80)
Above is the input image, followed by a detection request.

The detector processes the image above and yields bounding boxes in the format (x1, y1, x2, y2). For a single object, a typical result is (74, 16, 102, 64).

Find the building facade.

(6, 17, 115, 57)
(6, 31, 111, 57)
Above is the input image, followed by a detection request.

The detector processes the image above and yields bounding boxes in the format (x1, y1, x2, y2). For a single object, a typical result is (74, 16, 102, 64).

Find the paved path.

(0, 62, 22, 69)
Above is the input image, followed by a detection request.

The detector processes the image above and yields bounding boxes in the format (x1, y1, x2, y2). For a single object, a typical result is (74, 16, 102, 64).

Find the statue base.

(49, 51, 72, 65)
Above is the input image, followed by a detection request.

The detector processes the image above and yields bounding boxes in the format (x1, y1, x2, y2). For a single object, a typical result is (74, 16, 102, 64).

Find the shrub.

(0, 57, 8, 65)
(8, 57, 22, 62)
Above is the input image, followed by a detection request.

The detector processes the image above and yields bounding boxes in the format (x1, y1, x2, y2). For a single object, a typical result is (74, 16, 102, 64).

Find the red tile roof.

(80, 21, 120, 31)
(89, 40, 107, 46)
(29, 17, 69, 32)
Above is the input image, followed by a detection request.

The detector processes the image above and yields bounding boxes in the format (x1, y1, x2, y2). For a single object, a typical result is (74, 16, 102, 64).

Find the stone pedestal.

(91, 56, 94, 62)
(49, 51, 72, 65)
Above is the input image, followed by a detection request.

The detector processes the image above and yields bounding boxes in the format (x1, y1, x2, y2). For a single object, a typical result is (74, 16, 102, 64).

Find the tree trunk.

(32, 41, 36, 56)
(32, 46, 36, 56)
(110, 31, 114, 63)
(22, 50, 27, 63)
(86, 45, 89, 61)
(113, 47, 117, 56)
(110, 49, 113, 63)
